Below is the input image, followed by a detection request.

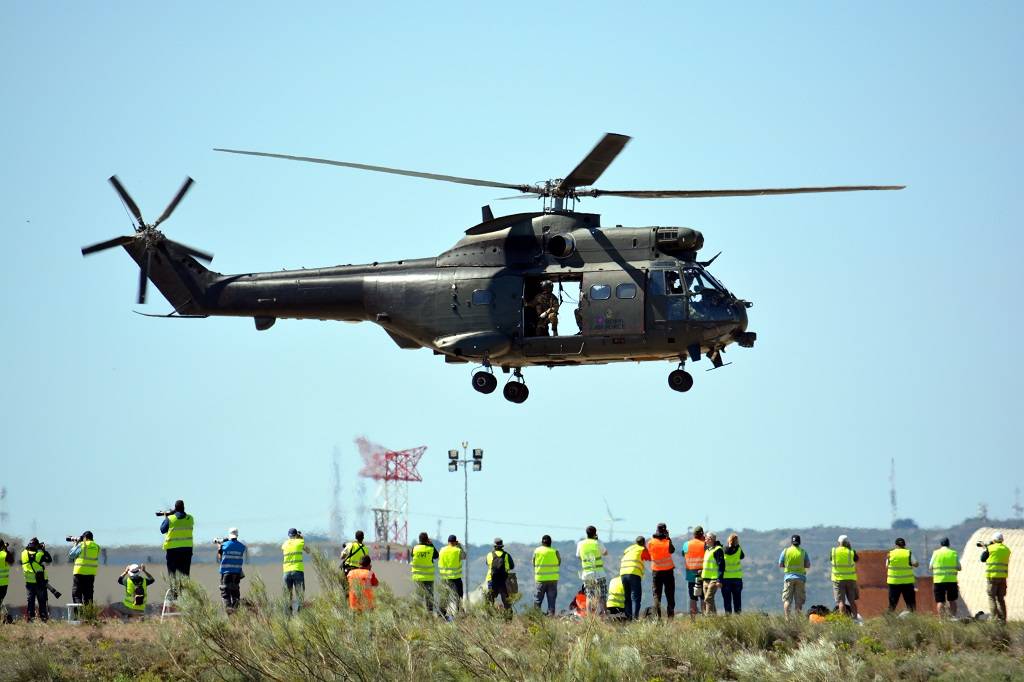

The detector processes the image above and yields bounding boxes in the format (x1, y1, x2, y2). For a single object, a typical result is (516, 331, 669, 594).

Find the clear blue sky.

(2, 3, 1021, 546)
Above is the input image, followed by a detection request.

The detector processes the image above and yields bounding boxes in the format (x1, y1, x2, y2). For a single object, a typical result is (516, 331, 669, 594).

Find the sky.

(2, 3, 1022, 546)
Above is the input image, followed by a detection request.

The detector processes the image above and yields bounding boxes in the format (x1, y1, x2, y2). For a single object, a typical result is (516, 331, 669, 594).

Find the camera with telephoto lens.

(212, 538, 225, 545)
(66, 535, 83, 543)
(155, 510, 174, 517)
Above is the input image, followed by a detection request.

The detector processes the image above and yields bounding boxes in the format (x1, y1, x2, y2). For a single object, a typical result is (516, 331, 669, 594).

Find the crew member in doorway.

(528, 281, 559, 336)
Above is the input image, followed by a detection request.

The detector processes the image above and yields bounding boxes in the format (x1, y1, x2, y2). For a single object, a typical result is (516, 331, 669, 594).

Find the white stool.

(66, 603, 83, 624)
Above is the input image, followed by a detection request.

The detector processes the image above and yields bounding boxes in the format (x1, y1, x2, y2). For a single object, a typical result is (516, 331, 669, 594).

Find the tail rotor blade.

(81, 235, 134, 256)
(137, 250, 151, 304)
(153, 177, 194, 227)
(109, 176, 145, 227)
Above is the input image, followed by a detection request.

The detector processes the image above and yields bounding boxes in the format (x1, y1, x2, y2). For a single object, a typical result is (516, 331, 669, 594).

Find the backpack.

(490, 551, 508, 582)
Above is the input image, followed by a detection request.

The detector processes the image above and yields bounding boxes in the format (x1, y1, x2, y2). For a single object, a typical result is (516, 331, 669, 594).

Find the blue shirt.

(219, 539, 246, 575)
(778, 547, 810, 581)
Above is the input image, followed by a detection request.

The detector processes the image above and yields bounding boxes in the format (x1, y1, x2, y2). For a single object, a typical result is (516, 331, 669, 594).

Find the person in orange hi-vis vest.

(648, 522, 677, 618)
(347, 555, 380, 612)
(682, 526, 706, 616)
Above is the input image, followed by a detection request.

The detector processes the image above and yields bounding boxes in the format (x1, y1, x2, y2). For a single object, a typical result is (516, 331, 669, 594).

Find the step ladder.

(161, 588, 182, 621)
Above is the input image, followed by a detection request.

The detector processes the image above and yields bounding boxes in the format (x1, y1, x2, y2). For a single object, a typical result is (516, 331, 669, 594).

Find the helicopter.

(82, 133, 902, 403)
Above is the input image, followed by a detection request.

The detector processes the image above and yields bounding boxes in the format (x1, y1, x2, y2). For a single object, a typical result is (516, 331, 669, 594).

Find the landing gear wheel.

(668, 369, 694, 392)
(503, 381, 529, 403)
(472, 371, 497, 394)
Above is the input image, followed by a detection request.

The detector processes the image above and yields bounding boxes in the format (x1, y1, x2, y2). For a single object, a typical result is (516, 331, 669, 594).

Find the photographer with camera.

(158, 500, 195, 593)
(113, 564, 155, 619)
(215, 528, 246, 611)
(21, 538, 52, 622)
(67, 531, 101, 605)
(282, 528, 309, 616)
(979, 532, 1012, 622)
(0, 539, 16, 620)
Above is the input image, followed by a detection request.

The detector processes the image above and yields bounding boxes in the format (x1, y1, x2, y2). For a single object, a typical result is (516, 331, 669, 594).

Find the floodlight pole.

(463, 440, 469, 601)
(449, 441, 482, 605)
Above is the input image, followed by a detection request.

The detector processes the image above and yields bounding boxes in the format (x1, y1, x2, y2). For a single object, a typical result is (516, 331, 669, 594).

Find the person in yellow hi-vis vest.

(619, 536, 650, 621)
(438, 535, 465, 619)
(68, 531, 101, 605)
(533, 535, 561, 616)
(886, 537, 919, 612)
(980, 532, 1012, 622)
(159, 500, 195, 597)
(830, 534, 860, 618)
(281, 528, 310, 615)
(929, 537, 961, 617)
(410, 532, 439, 613)
(0, 538, 15, 619)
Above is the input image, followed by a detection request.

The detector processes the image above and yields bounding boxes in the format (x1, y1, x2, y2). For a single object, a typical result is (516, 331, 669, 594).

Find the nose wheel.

(668, 368, 694, 392)
(471, 370, 498, 394)
(502, 369, 529, 403)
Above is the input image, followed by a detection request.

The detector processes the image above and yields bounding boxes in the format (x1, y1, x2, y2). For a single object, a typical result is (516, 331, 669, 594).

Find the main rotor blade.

(495, 193, 542, 201)
(168, 239, 214, 263)
(558, 133, 631, 192)
(109, 176, 145, 227)
(214, 148, 535, 193)
(153, 177, 194, 227)
(81, 235, 134, 256)
(137, 249, 151, 304)
(582, 185, 905, 199)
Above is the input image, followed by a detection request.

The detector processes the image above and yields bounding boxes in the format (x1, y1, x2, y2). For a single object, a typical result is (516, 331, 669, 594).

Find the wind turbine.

(604, 498, 626, 542)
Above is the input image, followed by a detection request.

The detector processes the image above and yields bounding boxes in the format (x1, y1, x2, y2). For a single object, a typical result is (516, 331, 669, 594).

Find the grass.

(0, 553, 1021, 681)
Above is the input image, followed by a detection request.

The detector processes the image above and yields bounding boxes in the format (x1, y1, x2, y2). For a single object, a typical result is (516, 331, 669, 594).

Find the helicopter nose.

(731, 301, 756, 348)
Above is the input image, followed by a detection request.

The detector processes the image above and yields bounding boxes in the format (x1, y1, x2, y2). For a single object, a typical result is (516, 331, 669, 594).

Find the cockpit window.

(684, 268, 721, 296)
(648, 270, 665, 295)
(590, 284, 611, 300)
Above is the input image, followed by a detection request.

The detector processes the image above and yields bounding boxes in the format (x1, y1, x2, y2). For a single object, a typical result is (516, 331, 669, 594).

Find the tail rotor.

(81, 175, 213, 304)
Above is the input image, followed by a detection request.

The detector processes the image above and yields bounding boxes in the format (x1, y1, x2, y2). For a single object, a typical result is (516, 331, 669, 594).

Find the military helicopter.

(82, 134, 902, 403)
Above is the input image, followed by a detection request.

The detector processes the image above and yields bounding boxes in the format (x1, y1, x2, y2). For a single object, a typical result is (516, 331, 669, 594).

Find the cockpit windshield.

(683, 267, 728, 296)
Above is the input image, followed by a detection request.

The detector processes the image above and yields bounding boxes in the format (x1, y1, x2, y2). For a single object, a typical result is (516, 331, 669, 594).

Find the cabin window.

(590, 284, 612, 300)
(471, 289, 493, 305)
(616, 283, 637, 299)
(665, 270, 685, 295)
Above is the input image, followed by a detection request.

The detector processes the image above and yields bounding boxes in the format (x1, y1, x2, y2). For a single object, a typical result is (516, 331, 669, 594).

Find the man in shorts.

(929, 536, 961, 617)
(779, 534, 810, 617)
(830, 534, 859, 618)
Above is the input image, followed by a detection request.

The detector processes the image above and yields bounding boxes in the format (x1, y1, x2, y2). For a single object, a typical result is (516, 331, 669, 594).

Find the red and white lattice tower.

(356, 437, 425, 560)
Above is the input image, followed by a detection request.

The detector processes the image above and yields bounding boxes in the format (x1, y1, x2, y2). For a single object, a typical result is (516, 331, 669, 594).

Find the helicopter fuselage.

(136, 210, 754, 373)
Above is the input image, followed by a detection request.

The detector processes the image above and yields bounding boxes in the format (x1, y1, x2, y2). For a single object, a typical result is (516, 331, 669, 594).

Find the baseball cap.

(228, 528, 239, 539)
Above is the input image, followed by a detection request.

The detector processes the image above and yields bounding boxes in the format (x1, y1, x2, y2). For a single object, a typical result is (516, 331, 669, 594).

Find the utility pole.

(449, 442, 483, 604)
